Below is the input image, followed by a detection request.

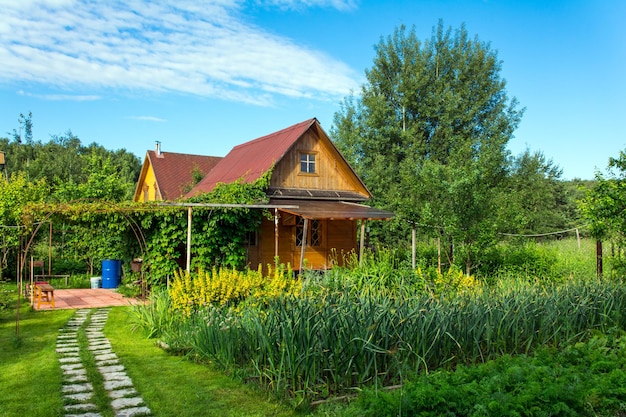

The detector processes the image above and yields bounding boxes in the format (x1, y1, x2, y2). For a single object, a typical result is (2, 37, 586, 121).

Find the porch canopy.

(270, 199, 394, 220)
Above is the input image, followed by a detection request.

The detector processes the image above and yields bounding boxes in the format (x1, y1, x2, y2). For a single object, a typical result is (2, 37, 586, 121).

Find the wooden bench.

(34, 283, 55, 309)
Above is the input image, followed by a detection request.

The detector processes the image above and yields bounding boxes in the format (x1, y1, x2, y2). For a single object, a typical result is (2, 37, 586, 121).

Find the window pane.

(310, 220, 321, 246)
(295, 216, 304, 247)
(300, 153, 316, 173)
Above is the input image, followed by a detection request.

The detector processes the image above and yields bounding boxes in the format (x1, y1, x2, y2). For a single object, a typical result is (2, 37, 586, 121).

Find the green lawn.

(0, 299, 74, 417)
(104, 307, 302, 417)
(0, 297, 306, 417)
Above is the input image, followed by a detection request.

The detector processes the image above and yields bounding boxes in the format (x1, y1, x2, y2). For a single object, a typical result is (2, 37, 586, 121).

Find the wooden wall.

(269, 129, 369, 196)
(246, 216, 357, 271)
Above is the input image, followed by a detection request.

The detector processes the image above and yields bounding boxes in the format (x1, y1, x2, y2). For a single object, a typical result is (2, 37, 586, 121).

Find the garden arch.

(15, 200, 148, 338)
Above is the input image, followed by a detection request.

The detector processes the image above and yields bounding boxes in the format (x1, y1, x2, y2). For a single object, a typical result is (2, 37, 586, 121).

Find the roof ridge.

(231, 118, 317, 150)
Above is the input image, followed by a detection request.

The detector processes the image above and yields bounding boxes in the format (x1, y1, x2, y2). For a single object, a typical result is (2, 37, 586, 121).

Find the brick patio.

(33, 288, 144, 310)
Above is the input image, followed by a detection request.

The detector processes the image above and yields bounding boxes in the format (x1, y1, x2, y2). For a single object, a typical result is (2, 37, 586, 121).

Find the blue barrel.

(101, 259, 121, 289)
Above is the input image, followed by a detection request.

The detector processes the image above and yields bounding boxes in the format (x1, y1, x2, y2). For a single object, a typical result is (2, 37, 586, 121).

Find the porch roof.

(271, 199, 394, 221)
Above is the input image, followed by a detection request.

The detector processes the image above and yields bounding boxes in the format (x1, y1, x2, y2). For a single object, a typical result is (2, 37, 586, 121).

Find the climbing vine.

(21, 171, 273, 284)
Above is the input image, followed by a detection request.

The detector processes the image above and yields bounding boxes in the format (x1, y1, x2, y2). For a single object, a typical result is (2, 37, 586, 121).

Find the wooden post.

(576, 228, 581, 249)
(411, 224, 416, 269)
(186, 206, 192, 273)
(299, 218, 308, 272)
(359, 220, 366, 267)
(596, 240, 603, 277)
(437, 236, 441, 274)
(274, 208, 279, 260)
(48, 222, 52, 276)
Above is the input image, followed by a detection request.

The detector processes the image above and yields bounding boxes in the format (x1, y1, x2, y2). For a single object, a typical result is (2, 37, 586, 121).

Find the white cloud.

(259, 0, 358, 12)
(128, 116, 167, 122)
(17, 90, 101, 101)
(0, 0, 359, 105)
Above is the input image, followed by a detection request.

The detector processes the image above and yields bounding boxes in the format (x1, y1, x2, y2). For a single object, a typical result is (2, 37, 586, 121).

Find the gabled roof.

(186, 118, 317, 197)
(134, 151, 222, 201)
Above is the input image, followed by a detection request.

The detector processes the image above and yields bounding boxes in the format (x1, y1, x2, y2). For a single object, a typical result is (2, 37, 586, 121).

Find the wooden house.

(186, 118, 393, 270)
(133, 143, 222, 202)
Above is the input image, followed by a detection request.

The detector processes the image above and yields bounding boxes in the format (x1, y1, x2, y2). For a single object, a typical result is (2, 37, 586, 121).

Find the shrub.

(168, 264, 302, 316)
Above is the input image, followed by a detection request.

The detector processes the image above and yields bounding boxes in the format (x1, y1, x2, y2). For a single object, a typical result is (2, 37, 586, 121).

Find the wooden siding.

(246, 215, 357, 270)
(269, 129, 369, 196)
(135, 162, 159, 202)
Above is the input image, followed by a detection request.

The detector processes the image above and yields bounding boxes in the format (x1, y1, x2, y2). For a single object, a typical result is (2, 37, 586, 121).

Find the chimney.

(155, 141, 162, 156)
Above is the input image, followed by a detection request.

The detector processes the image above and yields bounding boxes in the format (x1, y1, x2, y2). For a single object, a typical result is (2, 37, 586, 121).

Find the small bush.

(168, 264, 302, 316)
(53, 258, 87, 275)
(0, 281, 15, 312)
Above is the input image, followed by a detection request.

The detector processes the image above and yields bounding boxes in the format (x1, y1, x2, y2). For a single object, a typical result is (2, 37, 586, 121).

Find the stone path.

(57, 308, 152, 417)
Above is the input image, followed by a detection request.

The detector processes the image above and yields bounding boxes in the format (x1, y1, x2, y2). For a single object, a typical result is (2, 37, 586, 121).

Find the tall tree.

(499, 149, 572, 235)
(332, 21, 524, 274)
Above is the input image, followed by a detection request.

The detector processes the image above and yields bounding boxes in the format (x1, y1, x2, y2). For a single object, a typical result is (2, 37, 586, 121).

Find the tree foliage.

(581, 150, 626, 241)
(0, 173, 48, 278)
(332, 21, 524, 273)
(1, 112, 140, 199)
(0, 112, 141, 278)
(499, 149, 575, 235)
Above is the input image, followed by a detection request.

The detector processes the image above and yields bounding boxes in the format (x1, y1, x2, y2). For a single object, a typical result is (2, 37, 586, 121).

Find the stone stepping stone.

(102, 371, 130, 381)
(98, 364, 125, 373)
(62, 383, 93, 394)
(96, 358, 121, 366)
(94, 352, 118, 362)
(59, 356, 82, 364)
(64, 402, 98, 412)
(61, 363, 84, 371)
(63, 368, 87, 377)
(56, 346, 80, 354)
(65, 413, 102, 417)
(104, 378, 134, 391)
(108, 388, 138, 399)
(114, 405, 151, 416)
(87, 336, 108, 342)
(65, 373, 89, 383)
(65, 392, 93, 402)
(90, 343, 112, 350)
(111, 396, 144, 410)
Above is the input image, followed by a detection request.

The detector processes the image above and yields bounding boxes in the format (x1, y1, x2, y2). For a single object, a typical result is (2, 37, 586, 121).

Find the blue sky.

(1, 0, 624, 180)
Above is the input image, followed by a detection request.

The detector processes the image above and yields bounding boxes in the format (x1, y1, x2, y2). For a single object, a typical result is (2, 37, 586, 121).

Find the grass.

(0, 288, 74, 417)
(104, 307, 302, 417)
(0, 283, 305, 417)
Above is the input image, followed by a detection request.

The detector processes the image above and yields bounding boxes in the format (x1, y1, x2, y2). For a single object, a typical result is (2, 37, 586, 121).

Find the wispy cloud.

(17, 90, 101, 101)
(128, 116, 167, 123)
(0, 0, 359, 105)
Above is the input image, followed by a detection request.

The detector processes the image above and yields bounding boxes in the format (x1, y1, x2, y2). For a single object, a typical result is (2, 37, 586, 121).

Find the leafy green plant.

(350, 333, 626, 417)
(135, 275, 626, 403)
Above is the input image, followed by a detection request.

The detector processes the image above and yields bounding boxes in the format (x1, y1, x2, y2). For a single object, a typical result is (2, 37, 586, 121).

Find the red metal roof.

(148, 151, 222, 200)
(186, 118, 317, 197)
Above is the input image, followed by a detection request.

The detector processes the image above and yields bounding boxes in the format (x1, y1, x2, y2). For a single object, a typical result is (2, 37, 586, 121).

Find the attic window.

(300, 153, 316, 174)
